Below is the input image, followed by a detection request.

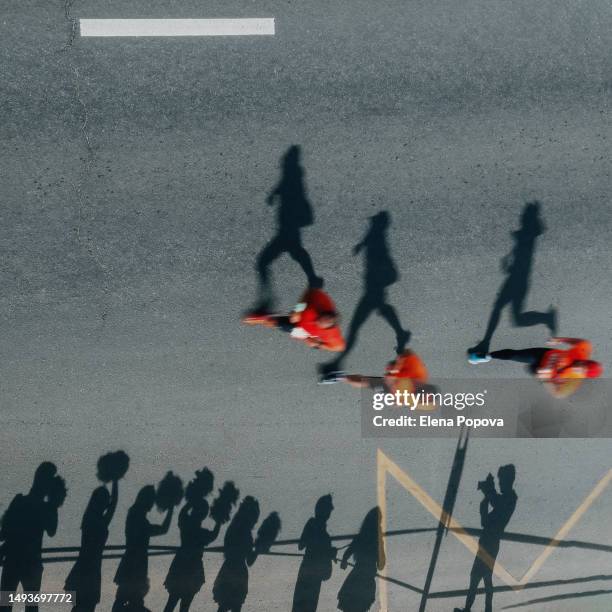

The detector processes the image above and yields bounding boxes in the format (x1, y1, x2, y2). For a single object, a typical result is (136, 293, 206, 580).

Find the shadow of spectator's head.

(192, 498, 211, 522)
(315, 494, 334, 521)
(236, 495, 260, 529)
(498, 464, 516, 493)
(32, 461, 58, 494)
(134, 485, 156, 512)
(283, 145, 301, 169)
(370, 210, 390, 230)
(519, 201, 544, 235)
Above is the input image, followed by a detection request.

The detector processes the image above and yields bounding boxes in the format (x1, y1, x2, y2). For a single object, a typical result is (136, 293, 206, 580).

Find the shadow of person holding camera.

(454, 465, 518, 612)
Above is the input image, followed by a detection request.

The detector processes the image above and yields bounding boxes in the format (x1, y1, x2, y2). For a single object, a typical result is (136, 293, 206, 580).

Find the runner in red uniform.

(321, 349, 434, 397)
(242, 288, 346, 352)
(468, 337, 603, 397)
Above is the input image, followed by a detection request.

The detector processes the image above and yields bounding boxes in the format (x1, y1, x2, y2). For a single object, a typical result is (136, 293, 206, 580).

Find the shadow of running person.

(320, 211, 410, 378)
(162, 468, 223, 612)
(112, 484, 175, 612)
(454, 465, 518, 612)
(65, 451, 129, 612)
(337, 507, 386, 612)
(0, 462, 67, 612)
(469, 202, 557, 357)
(254, 145, 323, 310)
(291, 494, 337, 612)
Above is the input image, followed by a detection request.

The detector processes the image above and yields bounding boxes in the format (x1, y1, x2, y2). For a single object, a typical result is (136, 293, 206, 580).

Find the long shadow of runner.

(321, 211, 410, 376)
(255, 145, 323, 310)
(469, 202, 556, 356)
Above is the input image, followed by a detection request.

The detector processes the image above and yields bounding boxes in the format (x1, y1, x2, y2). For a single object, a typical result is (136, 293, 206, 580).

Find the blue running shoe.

(468, 352, 491, 365)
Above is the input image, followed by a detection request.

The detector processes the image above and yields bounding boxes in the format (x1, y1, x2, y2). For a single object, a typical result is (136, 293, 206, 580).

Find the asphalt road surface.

(1, 1, 611, 610)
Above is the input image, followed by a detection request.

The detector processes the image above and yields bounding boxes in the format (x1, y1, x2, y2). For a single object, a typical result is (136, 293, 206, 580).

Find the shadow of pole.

(418, 428, 469, 611)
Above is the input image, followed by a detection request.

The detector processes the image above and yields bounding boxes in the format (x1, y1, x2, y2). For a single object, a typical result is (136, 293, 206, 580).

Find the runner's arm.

(342, 375, 384, 388)
(319, 335, 346, 352)
(547, 337, 587, 347)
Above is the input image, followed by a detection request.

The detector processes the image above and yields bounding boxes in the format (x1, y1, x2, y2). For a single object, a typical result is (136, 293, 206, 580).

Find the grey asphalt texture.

(1, 1, 612, 610)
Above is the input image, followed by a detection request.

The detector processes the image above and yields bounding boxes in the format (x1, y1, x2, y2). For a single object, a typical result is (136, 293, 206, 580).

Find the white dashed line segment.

(79, 18, 275, 37)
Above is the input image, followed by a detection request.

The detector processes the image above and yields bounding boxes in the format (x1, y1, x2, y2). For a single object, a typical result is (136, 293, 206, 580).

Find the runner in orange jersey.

(242, 287, 346, 352)
(320, 349, 434, 395)
(468, 337, 603, 397)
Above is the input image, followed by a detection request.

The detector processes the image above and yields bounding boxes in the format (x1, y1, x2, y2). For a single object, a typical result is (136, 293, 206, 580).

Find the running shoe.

(467, 352, 491, 365)
(318, 371, 346, 384)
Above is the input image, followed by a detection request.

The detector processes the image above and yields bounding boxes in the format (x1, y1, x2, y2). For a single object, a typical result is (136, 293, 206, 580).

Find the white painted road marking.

(79, 18, 275, 37)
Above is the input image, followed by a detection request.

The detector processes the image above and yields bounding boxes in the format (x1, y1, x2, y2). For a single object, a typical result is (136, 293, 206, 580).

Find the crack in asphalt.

(62, 0, 112, 324)
(63, 0, 78, 50)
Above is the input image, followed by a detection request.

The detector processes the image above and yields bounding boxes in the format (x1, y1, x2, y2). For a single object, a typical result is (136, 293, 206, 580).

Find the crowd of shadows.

(0, 456, 384, 612)
(2, 452, 609, 612)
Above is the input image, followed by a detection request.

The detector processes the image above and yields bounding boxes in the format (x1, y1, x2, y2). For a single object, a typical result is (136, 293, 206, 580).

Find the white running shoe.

(318, 371, 346, 384)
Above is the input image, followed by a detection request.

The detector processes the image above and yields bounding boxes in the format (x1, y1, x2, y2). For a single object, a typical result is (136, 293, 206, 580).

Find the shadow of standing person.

(469, 202, 557, 357)
(0, 462, 67, 612)
(255, 146, 323, 309)
(454, 465, 518, 612)
(337, 507, 385, 612)
(212, 496, 260, 612)
(66, 451, 129, 612)
(291, 495, 337, 612)
(321, 212, 410, 377)
(112, 484, 175, 612)
(163, 469, 222, 612)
